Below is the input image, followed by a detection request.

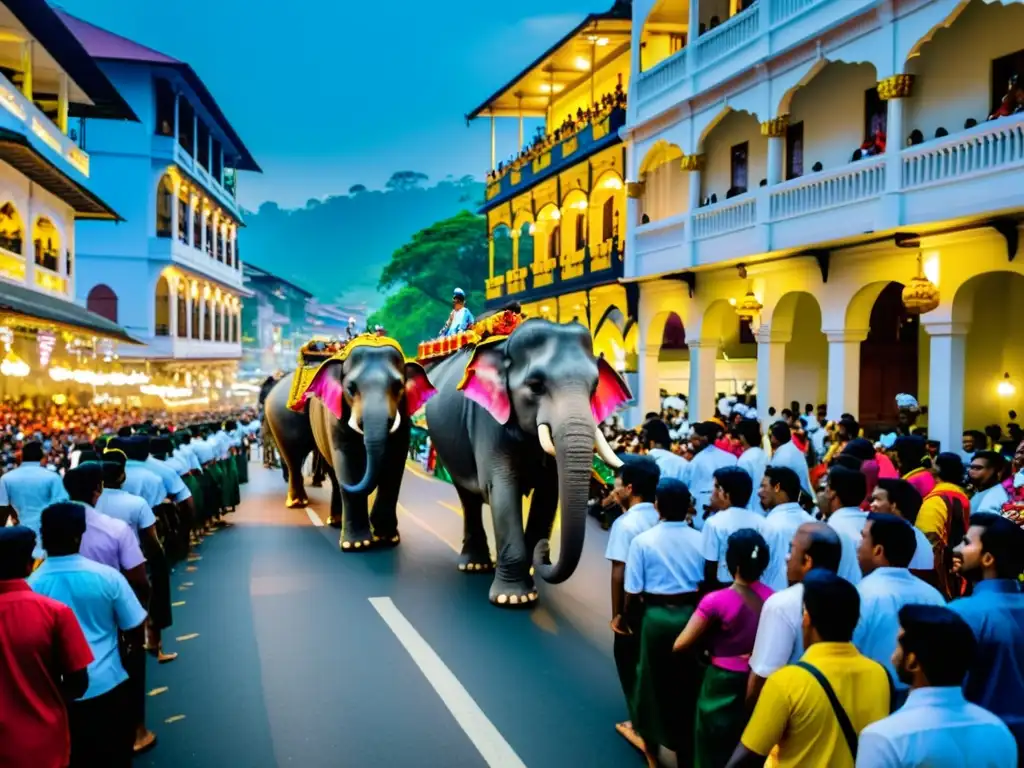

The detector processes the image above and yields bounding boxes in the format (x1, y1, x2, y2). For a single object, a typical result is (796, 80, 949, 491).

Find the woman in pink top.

(673, 529, 772, 768)
(893, 435, 937, 498)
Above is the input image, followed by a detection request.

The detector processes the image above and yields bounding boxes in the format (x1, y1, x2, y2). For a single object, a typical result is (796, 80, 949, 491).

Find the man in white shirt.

(822, 464, 868, 584)
(684, 421, 737, 531)
(701, 466, 763, 585)
(747, 522, 842, 705)
(605, 455, 661, 745)
(0, 441, 69, 559)
(768, 421, 812, 495)
(969, 451, 1011, 513)
(640, 419, 688, 481)
(735, 419, 768, 515)
(871, 478, 935, 578)
(758, 466, 814, 591)
(854, 513, 946, 702)
(858, 604, 1018, 768)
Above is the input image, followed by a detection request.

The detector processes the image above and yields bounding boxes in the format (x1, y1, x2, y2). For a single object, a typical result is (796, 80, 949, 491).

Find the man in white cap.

(346, 317, 357, 340)
(441, 288, 475, 337)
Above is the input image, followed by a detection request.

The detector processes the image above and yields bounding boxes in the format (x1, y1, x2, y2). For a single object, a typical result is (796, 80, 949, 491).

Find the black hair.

(642, 419, 671, 449)
(801, 522, 843, 573)
(616, 455, 660, 502)
(934, 452, 965, 484)
(875, 478, 923, 524)
(865, 512, 917, 568)
(117, 426, 133, 438)
(40, 502, 87, 557)
(725, 528, 770, 582)
(713, 466, 753, 508)
(763, 465, 801, 502)
(802, 569, 860, 642)
(970, 512, 1024, 580)
(62, 464, 103, 504)
(893, 436, 928, 473)
(769, 421, 791, 444)
(734, 419, 762, 448)
(833, 454, 863, 471)
(842, 438, 875, 462)
(644, 411, 660, 421)
(898, 604, 977, 687)
(839, 416, 860, 438)
(655, 478, 691, 522)
(101, 460, 125, 488)
(21, 441, 43, 462)
(973, 450, 1006, 473)
(828, 465, 867, 508)
(0, 526, 36, 579)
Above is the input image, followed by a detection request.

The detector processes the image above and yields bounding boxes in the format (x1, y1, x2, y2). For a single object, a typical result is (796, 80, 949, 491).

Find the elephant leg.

(524, 471, 558, 567)
(279, 444, 309, 509)
(369, 441, 405, 547)
(455, 485, 492, 573)
(326, 467, 343, 528)
(337, 445, 373, 552)
(487, 478, 537, 607)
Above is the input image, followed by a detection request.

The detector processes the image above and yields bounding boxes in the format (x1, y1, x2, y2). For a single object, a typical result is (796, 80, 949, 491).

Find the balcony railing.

(0, 72, 89, 177)
(901, 114, 1024, 190)
(637, 53, 688, 103)
(770, 158, 886, 221)
(484, 108, 626, 205)
(696, 3, 761, 68)
(771, 0, 825, 24)
(485, 238, 623, 305)
(692, 194, 757, 239)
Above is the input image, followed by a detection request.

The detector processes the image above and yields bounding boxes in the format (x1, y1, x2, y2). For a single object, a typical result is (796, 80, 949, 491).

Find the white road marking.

(305, 507, 325, 528)
(368, 597, 526, 768)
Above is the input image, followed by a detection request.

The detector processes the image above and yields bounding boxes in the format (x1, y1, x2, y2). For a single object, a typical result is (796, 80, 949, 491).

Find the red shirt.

(0, 580, 94, 768)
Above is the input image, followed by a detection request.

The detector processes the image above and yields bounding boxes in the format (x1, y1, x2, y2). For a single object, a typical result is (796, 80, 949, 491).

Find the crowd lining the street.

(0, 403, 261, 768)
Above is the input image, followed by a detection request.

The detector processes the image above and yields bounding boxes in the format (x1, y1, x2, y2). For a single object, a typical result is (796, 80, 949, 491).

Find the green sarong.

(183, 474, 202, 524)
(630, 604, 701, 754)
(219, 458, 240, 508)
(235, 451, 249, 484)
(204, 464, 224, 516)
(694, 664, 749, 768)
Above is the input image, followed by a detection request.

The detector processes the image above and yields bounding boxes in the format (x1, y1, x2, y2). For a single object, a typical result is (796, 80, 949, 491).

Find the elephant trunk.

(342, 400, 390, 495)
(533, 390, 595, 584)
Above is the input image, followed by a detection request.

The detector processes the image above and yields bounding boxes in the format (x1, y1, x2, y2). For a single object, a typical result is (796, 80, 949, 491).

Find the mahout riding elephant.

(264, 338, 436, 550)
(424, 319, 629, 607)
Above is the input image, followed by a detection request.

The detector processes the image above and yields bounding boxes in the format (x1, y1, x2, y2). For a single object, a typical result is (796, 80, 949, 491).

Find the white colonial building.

(61, 12, 259, 381)
(623, 0, 1024, 450)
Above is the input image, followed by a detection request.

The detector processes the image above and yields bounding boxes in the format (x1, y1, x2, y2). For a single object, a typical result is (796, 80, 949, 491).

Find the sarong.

(235, 451, 249, 484)
(630, 604, 701, 754)
(146, 547, 173, 631)
(202, 465, 223, 517)
(220, 458, 241, 508)
(693, 663, 749, 768)
(182, 474, 203, 526)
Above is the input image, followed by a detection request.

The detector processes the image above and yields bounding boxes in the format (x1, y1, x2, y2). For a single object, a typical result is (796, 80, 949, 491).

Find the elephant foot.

(372, 533, 401, 548)
(285, 493, 308, 509)
(340, 530, 373, 551)
(458, 553, 494, 573)
(488, 576, 538, 608)
(327, 516, 342, 528)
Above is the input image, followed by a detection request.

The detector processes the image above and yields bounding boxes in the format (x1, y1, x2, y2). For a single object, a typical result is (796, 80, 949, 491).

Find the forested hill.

(238, 173, 485, 306)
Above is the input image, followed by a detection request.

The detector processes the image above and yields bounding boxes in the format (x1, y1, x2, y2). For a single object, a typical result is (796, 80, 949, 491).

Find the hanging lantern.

(735, 290, 763, 320)
(902, 254, 939, 315)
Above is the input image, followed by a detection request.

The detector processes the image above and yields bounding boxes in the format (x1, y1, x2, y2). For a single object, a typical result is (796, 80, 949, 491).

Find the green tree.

(368, 210, 488, 354)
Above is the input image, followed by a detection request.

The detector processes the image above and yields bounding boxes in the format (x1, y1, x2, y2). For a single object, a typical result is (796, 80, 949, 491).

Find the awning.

(0, 279, 140, 344)
(0, 128, 122, 220)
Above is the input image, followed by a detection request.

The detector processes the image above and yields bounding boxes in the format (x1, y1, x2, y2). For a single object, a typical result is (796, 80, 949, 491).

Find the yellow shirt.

(915, 481, 962, 541)
(741, 642, 890, 768)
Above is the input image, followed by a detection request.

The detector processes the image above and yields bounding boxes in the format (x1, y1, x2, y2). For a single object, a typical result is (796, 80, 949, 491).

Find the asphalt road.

(134, 460, 639, 768)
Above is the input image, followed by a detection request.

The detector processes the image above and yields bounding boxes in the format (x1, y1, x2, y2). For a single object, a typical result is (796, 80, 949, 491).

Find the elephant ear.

(404, 362, 437, 416)
(302, 361, 346, 420)
(457, 341, 510, 424)
(592, 357, 632, 423)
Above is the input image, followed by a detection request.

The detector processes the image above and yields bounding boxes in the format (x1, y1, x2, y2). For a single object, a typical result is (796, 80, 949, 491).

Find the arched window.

(154, 276, 170, 336)
(0, 202, 24, 254)
(33, 217, 60, 272)
(231, 311, 239, 343)
(192, 202, 202, 248)
(203, 301, 212, 340)
(214, 303, 222, 341)
(176, 292, 187, 337)
(156, 175, 173, 237)
(191, 293, 200, 339)
(86, 284, 118, 323)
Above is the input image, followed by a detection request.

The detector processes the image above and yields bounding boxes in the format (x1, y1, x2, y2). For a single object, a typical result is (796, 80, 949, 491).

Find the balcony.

(630, 114, 1024, 278)
(633, 0, 876, 123)
(0, 71, 89, 179)
(151, 134, 241, 219)
(485, 238, 624, 308)
(484, 108, 627, 209)
(118, 334, 242, 361)
(148, 235, 244, 289)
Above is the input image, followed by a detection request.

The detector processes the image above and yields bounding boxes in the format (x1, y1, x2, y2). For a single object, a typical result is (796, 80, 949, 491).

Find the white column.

(199, 293, 206, 340)
(885, 96, 905, 194)
(637, 344, 661, 420)
(200, 209, 207, 254)
(688, 339, 719, 422)
(188, 196, 196, 248)
(170, 182, 180, 240)
(192, 112, 198, 158)
(168, 280, 178, 337)
(825, 330, 867, 421)
(766, 136, 784, 185)
(490, 114, 496, 170)
(686, 0, 700, 71)
(688, 169, 702, 210)
(924, 322, 968, 454)
(756, 329, 790, 423)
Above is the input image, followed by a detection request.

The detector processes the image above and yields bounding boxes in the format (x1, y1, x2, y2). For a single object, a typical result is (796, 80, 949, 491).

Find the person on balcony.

(440, 288, 475, 337)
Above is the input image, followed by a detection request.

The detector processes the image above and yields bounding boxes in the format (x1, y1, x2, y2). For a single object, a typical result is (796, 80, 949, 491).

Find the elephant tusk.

(347, 412, 364, 435)
(537, 423, 556, 457)
(390, 411, 402, 434)
(594, 426, 623, 468)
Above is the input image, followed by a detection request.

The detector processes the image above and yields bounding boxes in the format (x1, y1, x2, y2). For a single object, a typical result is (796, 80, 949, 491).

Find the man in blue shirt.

(440, 288, 475, 337)
(951, 512, 1024, 753)
(858, 604, 1017, 767)
(0, 441, 69, 559)
(30, 503, 148, 768)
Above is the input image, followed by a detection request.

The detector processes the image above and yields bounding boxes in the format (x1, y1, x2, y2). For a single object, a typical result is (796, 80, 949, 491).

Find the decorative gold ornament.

(626, 180, 645, 199)
(735, 290, 763, 319)
(679, 153, 706, 172)
(877, 74, 915, 100)
(760, 115, 789, 138)
(902, 254, 939, 314)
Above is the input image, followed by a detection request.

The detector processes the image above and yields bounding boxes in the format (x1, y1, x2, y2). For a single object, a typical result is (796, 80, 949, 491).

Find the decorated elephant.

(424, 318, 629, 606)
(264, 336, 436, 550)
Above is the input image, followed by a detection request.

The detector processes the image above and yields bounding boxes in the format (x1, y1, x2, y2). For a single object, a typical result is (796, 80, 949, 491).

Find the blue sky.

(57, 0, 598, 210)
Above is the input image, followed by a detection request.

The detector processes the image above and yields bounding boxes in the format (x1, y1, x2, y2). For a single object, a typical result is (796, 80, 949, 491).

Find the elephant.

(424, 318, 630, 607)
(264, 339, 436, 550)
